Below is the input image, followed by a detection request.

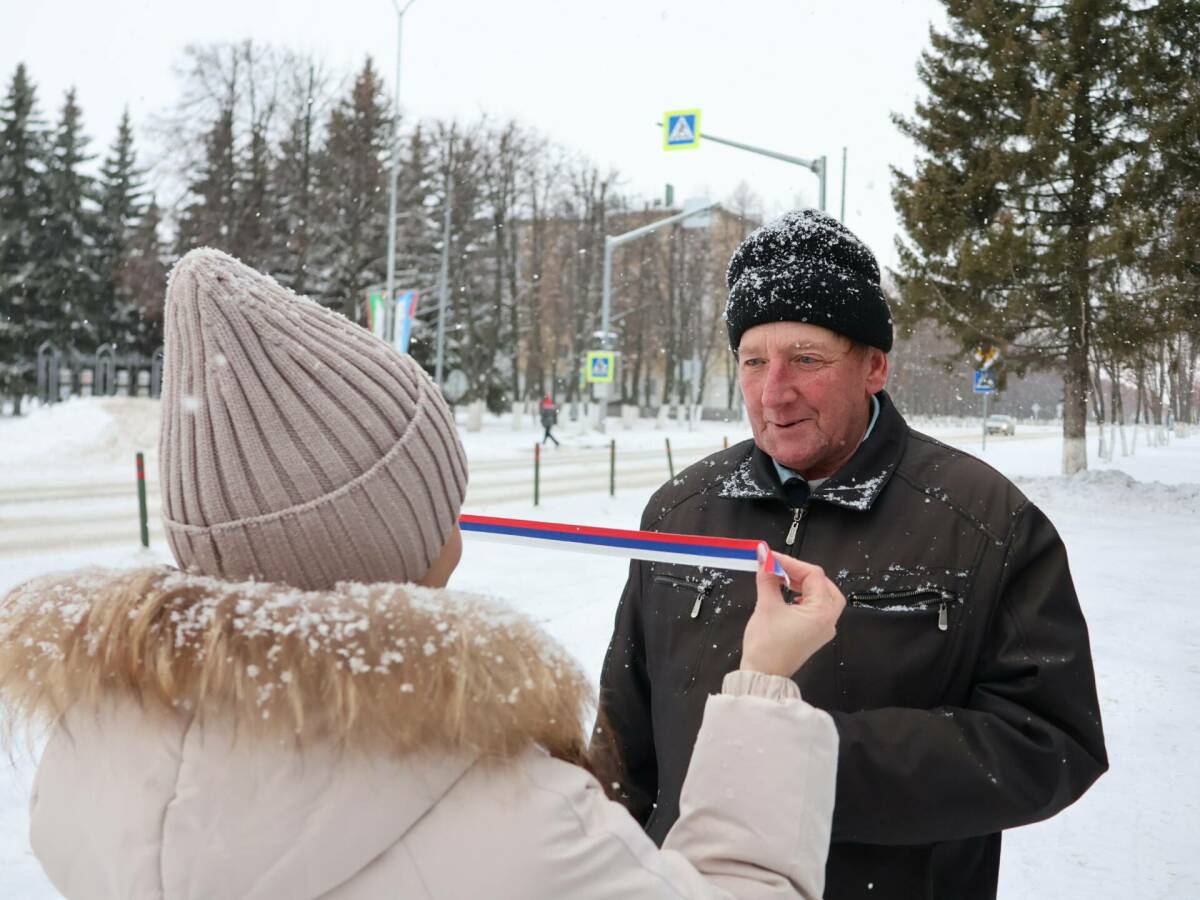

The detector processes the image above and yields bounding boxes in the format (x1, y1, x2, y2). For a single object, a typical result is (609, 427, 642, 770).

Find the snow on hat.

(159, 248, 467, 591)
(725, 209, 893, 352)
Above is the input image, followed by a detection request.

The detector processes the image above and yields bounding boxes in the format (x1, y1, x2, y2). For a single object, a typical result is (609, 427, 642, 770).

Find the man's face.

(737, 321, 889, 479)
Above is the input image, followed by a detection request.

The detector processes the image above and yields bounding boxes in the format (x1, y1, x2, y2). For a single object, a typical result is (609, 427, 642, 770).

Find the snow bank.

(1015, 469, 1200, 517)
(0, 397, 161, 467)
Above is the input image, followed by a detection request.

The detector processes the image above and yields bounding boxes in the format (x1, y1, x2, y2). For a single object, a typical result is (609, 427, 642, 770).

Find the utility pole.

(384, 0, 417, 342)
(840, 146, 847, 223)
(434, 171, 454, 388)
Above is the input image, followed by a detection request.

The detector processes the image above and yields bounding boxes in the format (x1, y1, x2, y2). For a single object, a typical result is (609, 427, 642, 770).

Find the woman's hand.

(739, 545, 846, 678)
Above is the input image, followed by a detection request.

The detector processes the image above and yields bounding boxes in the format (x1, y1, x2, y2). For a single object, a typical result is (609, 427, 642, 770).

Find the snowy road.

(1, 400, 1197, 898)
(0, 425, 1058, 560)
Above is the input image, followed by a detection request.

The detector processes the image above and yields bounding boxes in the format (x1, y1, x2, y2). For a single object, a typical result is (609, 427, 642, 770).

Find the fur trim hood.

(0, 567, 593, 761)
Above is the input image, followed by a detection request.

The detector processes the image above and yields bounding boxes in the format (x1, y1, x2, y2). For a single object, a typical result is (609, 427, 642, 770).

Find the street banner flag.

(394, 290, 419, 353)
(368, 292, 388, 339)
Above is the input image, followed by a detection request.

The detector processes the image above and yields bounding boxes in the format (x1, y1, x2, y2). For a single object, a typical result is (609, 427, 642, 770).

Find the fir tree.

(1125, 0, 1200, 421)
(393, 124, 444, 366)
(394, 125, 442, 293)
(311, 58, 392, 321)
(236, 117, 273, 269)
(893, 0, 1155, 473)
(0, 63, 48, 406)
(270, 62, 328, 295)
(424, 121, 504, 404)
(94, 109, 154, 352)
(40, 89, 103, 350)
(176, 105, 238, 255)
(121, 195, 168, 353)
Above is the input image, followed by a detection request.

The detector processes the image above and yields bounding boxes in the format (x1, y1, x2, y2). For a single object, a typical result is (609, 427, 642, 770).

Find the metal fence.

(34, 342, 164, 406)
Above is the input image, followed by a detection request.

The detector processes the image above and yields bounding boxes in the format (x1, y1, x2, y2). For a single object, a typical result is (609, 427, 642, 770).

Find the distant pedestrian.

(540, 394, 560, 446)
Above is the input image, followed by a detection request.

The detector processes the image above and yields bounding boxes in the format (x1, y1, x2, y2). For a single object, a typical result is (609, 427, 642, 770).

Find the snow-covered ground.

(1, 398, 1198, 898)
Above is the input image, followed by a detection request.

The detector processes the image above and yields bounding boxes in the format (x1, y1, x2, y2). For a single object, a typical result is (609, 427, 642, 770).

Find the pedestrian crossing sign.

(586, 351, 616, 383)
(663, 109, 701, 150)
(973, 369, 996, 394)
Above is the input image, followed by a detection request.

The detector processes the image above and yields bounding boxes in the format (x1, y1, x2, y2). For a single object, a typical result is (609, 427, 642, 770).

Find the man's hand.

(740, 545, 846, 678)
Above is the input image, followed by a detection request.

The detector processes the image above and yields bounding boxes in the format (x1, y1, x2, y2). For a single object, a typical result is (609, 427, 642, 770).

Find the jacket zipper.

(785, 507, 804, 546)
(847, 589, 951, 632)
(653, 574, 706, 619)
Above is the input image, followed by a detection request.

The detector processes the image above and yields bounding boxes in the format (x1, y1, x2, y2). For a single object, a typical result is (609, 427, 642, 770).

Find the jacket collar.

(0, 567, 594, 760)
(717, 391, 907, 512)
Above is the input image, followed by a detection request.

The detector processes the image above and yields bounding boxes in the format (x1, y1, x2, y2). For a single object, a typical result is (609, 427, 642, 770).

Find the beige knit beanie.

(159, 248, 467, 590)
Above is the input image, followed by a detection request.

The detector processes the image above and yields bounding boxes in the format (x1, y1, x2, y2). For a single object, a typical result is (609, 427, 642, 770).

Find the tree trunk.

(1062, 342, 1089, 475)
(1089, 349, 1107, 461)
(1112, 362, 1129, 457)
(1152, 343, 1167, 446)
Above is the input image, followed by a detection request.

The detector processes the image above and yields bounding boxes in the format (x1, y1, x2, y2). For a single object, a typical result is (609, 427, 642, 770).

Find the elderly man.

(593, 210, 1107, 900)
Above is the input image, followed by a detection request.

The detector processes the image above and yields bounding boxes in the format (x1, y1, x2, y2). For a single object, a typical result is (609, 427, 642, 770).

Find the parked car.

(985, 414, 1016, 436)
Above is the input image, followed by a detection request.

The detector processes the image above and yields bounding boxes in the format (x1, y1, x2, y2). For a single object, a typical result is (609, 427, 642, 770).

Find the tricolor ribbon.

(459, 514, 790, 587)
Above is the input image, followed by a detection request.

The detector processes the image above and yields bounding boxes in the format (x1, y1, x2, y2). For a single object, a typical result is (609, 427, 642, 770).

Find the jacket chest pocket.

(653, 574, 707, 620)
(835, 586, 960, 712)
(646, 566, 744, 695)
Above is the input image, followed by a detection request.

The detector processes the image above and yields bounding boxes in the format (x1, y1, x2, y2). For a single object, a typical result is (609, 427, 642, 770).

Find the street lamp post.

(434, 170, 453, 388)
(594, 201, 720, 432)
(840, 146, 848, 222)
(384, 0, 417, 342)
(600, 201, 719, 348)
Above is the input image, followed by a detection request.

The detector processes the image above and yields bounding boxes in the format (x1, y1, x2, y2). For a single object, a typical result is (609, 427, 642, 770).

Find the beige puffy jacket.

(1, 568, 837, 900)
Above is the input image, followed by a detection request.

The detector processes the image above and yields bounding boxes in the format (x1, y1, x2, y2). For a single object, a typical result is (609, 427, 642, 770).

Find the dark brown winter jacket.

(593, 391, 1108, 900)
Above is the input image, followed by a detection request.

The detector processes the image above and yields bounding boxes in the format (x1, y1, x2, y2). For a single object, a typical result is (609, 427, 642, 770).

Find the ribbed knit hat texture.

(725, 209, 893, 352)
(160, 248, 467, 591)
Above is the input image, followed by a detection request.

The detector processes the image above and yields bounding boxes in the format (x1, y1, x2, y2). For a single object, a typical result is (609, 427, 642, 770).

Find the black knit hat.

(724, 209, 893, 352)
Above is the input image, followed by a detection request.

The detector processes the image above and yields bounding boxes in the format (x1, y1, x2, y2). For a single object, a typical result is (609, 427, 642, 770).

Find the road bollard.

(610, 439, 616, 497)
(136, 452, 149, 549)
(534, 443, 541, 506)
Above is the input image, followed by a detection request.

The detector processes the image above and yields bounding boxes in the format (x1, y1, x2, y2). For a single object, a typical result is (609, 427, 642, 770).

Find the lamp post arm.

(607, 201, 721, 248)
(600, 201, 720, 342)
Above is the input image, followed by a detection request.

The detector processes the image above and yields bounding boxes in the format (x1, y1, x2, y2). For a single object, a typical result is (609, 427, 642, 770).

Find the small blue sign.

(973, 369, 996, 394)
(663, 109, 701, 150)
(587, 351, 614, 382)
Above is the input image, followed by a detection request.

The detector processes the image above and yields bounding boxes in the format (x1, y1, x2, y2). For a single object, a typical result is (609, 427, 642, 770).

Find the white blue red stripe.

(458, 514, 789, 585)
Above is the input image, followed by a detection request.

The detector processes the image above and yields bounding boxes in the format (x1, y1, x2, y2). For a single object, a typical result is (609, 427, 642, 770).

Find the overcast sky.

(6, 0, 947, 268)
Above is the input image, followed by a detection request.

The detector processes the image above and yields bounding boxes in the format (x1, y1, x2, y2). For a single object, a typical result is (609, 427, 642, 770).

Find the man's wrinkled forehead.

(736, 321, 851, 357)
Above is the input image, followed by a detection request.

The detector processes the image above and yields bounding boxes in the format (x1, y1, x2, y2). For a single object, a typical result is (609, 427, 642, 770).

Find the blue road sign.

(586, 350, 615, 383)
(664, 109, 701, 150)
(973, 369, 996, 394)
